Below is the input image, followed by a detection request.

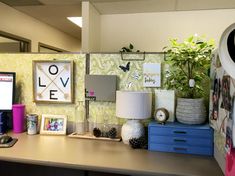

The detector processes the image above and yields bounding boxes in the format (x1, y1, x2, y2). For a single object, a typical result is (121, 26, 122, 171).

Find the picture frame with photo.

(221, 75, 231, 111)
(40, 114, 67, 135)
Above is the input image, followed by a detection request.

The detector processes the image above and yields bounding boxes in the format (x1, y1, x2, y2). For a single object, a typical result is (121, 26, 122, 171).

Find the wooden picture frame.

(40, 114, 67, 135)
(33, 60, 73, 103)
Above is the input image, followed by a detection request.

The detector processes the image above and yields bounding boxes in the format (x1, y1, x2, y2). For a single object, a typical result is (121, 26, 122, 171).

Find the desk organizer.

(148, 122, 213, 156)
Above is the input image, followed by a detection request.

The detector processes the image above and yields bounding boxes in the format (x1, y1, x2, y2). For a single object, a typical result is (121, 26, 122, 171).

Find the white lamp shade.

(116, 91, 152, 119)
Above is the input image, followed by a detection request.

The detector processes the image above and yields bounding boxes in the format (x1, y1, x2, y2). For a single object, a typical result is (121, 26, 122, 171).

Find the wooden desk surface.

(0, 133, 223, 176)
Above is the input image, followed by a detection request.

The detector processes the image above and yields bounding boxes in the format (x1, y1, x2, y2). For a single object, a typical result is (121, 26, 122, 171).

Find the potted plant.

(120, 43, 140, 52)
(163, 35, 215, 124)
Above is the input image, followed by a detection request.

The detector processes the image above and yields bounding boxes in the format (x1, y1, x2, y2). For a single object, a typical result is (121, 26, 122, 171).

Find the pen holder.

(12, 104, 25, 133)
(27, 114, 38, 135)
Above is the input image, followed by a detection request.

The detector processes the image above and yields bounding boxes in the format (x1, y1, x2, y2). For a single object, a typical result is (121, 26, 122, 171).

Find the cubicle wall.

(0, 53, 164, 130)
(0, 52, 225, 172)
(88, 53, 164, 126)
(209, 50, 234, 173)
(0, 54, 86, 132)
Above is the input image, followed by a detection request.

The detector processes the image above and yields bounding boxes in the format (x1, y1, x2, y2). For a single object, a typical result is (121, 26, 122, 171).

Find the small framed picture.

(143, 63, 161, 87)
(40, 114, 67, 135)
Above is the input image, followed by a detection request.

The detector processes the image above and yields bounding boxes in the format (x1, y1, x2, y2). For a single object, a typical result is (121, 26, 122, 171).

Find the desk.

(0, 133, 223, 176)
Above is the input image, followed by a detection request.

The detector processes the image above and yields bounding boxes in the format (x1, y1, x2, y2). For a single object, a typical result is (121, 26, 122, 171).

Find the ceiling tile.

(38, 0, 81, 5)
(15, 5, 81, 17)
(90, 0, 138, 2)
(92, 0, 176, 14)
(14, 5, 82, 39)
(177, 0, 235, 11)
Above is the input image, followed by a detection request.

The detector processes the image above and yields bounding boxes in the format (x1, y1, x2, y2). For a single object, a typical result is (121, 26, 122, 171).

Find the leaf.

(129, 43, 134, 49)
(163, 35, 214, 98)
(187, 36, 194, 43)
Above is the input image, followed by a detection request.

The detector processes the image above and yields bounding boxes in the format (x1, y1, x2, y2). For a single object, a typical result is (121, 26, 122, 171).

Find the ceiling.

(1, 0, 235, 40)
(0, 0, 82, 40)
(92, 0, 235, 14)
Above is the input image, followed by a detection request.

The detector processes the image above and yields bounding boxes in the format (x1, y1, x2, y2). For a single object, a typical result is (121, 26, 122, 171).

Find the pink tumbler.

(12, 104, 25, 133)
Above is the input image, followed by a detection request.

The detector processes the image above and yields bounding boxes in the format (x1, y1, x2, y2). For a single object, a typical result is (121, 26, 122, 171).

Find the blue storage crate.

(148, 122, 214, 156)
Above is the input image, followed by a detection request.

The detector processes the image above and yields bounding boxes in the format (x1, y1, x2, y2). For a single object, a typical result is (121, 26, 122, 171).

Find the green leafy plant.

(163, 35, 215, 98)
(120, 43, 140, 52)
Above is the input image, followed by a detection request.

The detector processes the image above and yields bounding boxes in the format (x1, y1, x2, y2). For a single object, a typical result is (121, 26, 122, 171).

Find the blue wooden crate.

(148, 122, 214, 156)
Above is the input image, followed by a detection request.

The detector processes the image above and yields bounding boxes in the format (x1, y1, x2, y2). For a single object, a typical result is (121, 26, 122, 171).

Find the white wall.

(82, 2, 89, 52)
(100, 9, 235, 52)
(0, 2, 81, 52)
(82, 2, 101, 52)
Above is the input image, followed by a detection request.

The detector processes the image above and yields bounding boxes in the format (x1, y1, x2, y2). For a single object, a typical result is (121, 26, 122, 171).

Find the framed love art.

(33, 60, 73, 103)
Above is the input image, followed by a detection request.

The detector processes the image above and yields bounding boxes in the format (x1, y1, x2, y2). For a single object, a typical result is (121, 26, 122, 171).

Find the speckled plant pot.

(176, 98, 207, 125)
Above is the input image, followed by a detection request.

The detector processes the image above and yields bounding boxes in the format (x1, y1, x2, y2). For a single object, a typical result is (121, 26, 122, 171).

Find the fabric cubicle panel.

(88, 53, 164, 127)
(0, 53, 167, 131)
(0, 54, 86, 126)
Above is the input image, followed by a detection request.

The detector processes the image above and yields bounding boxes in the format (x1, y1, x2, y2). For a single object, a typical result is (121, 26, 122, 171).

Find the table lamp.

(116, 91, 152, 144)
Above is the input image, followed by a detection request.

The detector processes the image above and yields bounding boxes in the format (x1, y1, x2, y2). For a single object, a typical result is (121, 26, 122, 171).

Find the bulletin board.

(209, 49, 235, 157)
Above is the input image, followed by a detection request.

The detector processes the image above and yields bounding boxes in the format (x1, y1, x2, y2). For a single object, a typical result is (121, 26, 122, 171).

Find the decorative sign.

(85, 75, 117, 101)
(33, 60, 73, 103)
(143, 63, 161, 87)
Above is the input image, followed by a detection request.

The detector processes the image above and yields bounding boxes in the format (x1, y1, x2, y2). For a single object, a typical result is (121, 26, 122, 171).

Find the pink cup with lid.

(12, 104, 25, 133)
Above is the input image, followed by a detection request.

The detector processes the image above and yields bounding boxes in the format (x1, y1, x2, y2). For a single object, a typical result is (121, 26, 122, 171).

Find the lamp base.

(121, 120, 144, 144)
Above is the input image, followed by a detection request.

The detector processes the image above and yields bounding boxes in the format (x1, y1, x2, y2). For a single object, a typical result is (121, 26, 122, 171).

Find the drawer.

(149, 135, 213, 147)
(149, 126, 213, 138)
(149, 143, 213, 156)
